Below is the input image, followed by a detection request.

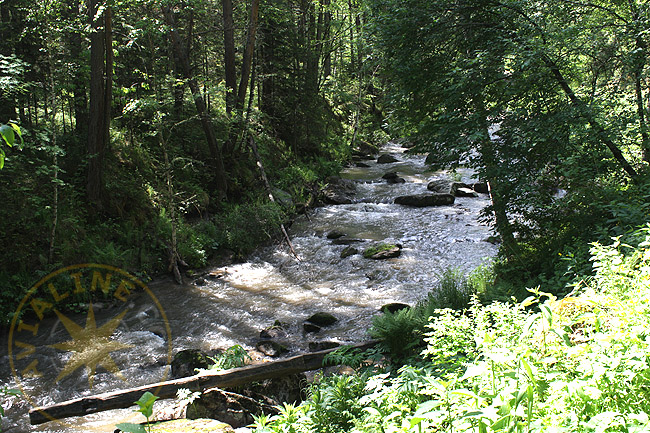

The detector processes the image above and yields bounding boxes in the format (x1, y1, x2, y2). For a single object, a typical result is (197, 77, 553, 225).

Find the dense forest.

(0, 0, 388, 322)
(2, 0, 650, 431)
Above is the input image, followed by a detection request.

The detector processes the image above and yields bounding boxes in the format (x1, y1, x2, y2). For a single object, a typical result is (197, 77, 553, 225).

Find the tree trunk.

(541, 53, 639, 181)
(161, 6, 228, 198)
(222, 0, 236, 115)
(66, 0, 87, 137)
(86, 0, 112, 209)
(236, 0, 260, 112)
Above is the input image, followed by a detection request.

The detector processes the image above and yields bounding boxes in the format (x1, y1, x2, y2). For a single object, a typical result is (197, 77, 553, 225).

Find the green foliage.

(257, 224, 650, 433)
(213, 200, 287, 257)
(0, 122, 23, 169)
(115, 391, 159, 433)
(206, 345, 251, 371)
(362, 243, 399, 258)
(0, 387, 21, 432)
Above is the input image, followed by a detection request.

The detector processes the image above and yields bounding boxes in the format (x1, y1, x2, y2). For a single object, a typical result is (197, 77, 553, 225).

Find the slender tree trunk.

(237, 0, 260, 112)
(222, 0, 236, 115)
(87, 0, 112, 209)
(541, 54, 639, 181)
(162, 6, 228, 198)
(66, 0, 88, 137)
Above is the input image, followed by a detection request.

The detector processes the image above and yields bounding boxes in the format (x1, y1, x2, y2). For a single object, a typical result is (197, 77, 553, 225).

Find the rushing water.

(0, 142, 497, 432)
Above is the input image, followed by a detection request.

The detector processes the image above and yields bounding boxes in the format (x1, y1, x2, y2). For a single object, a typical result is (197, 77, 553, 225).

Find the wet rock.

(309, 341, 341, 352)
(363, 243, 402, 260)
(425, 153, 437, 165)
(322, 176, 357, 205)
(340, 246, 359, 258)
(194, 277, 207, 286)
(356, 162, 371, 168)
(377, 154, 399, 164)
(187, 388, 277, 428)
(206, 269, 227, 280)
(473, 182, 489, 193)
(485, 235, 501, 245)
(303, 322, 321, 333)
(307, 312, 338, 327)
(451, 182, 471, 192)
(332, 237, 364, 245)
(259, 321, 288, 340)
(327, 230, 346, 239)
(187, 374, 306, 428)
(380, 303, 411, 314)
(142, 418, 234, 433)
(255, 340, 289, 357)
(455, 187, 478, 198)
(171, 349, 212, 379)
(395, 193, 455, 207)
(427, 179, 452, 194)
(382, 171, 406, 184)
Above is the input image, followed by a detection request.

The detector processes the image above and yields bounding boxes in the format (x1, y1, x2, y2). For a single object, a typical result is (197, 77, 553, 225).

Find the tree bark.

(161, 6, 228, 198)
(86, 0, 112, 209)
(66, 0, 88, 137)
(236, 0, 260, 112)
(222, 0, 236, 115)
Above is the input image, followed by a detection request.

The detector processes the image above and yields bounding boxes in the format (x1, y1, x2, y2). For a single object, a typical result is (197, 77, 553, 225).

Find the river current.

(0, 141, 497, 432)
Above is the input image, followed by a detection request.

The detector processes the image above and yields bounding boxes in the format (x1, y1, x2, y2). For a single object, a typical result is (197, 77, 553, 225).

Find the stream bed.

(0, 141, 497, 432)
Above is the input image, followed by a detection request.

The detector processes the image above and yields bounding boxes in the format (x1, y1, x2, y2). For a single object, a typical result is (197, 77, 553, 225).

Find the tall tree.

(87, 0, 113, 208)
(161, 5, 228, 197)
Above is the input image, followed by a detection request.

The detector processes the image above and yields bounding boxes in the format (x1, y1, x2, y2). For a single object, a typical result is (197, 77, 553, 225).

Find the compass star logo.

(8, 264, 173, 429)
(50, 305, 132, 389)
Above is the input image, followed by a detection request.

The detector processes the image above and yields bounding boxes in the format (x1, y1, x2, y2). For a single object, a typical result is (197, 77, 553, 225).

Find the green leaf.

(134, 391, 158, 419)
(0, 124, 14, 147)
(115, 422, 147, 433)
(0, 149, 5, 170)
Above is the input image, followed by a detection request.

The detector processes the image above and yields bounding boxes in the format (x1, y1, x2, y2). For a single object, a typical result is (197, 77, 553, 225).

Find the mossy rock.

(363, 243, 402, 260)
(148, 418, 234, 432)
(171, 349, 211, 379)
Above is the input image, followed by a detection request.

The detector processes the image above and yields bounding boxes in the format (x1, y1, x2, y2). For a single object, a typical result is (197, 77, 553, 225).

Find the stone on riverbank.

(307, 312, 338, 327)
(322, 176, 357, 205)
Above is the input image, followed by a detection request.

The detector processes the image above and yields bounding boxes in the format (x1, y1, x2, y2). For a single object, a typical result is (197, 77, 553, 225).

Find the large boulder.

(382, 171, 406, 184)
(394, 194, 455, 207)
(171, 349, 212, 379)
(377, 154, 399, 164)
(306, 312, 338, 327)
(380, 303, 411, 314)
(427, 179, 452, 194)
(322, 176, 357, 205)
(363, 243, 402, 260)
(187, 388, 276, 428)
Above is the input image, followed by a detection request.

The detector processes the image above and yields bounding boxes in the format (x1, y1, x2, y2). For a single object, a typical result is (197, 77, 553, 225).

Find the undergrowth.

(254, 224, 650, 432)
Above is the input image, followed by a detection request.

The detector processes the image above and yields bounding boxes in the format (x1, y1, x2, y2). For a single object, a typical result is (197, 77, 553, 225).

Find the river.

(0, 141, 497, 432)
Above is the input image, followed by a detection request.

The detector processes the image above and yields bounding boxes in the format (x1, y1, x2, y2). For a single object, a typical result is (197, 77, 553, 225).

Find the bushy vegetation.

(254, 225, 650, 432)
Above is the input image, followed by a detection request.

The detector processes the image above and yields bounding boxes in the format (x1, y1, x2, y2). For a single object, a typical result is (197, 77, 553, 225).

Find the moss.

(363, 243, 399, 259)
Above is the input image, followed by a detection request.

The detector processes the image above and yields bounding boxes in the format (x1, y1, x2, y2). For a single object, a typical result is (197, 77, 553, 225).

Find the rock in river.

(363, 243, 402, 259)
(377, 154, 399, 164)
(394, 193, 455, 207)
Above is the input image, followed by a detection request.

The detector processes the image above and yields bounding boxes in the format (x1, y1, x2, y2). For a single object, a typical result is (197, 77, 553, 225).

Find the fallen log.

(29, 340, 379, 425)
